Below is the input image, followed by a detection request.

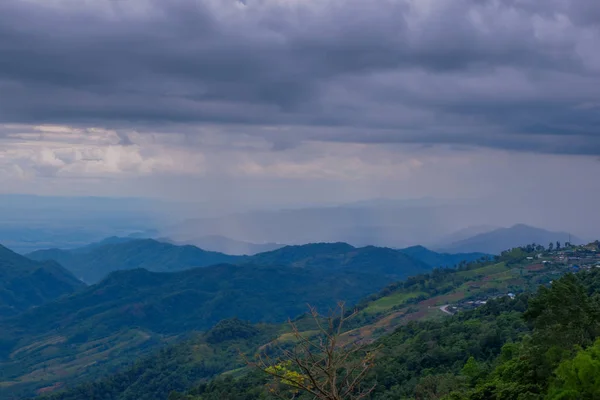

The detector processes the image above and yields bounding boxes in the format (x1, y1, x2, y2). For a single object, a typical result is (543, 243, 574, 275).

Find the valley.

(1, 240, 450, 398)
(1, 239, 595, 399)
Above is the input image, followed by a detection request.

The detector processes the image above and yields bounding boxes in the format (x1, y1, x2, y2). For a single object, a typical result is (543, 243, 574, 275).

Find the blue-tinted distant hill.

(71, 236, 138, 252)
(249, 241, 485, 272)
(439, 224, 582, 254)
(0, 244, 84, 317)
(27, 239, 245, 284)
(27, 238, 485, 285)
(399, 245, 490, 268)
(249, 242, 432, 276)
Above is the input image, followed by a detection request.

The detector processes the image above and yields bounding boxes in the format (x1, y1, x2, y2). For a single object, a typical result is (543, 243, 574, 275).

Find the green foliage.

(42, 323, 277, 400)
(264, 361, 309, 391)
(524, 274, 600, 350)
(461, 272, 600, 400)
(547, 340, 600, 399)
(168, 372, 270, 400)
(462, 357, 484, 384)
(369, 296, 529, 399)
(171, 268, 600, 400)
(205, 318, 260, 344)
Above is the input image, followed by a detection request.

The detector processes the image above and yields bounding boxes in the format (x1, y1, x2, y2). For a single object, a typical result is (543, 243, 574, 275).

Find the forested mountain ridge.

(249, 242, 433, 275)
(167, 246, 600, 400)
(25, 239, 475, 284)
(35, 242, 600, 400)
(0, 246, 433, 398)
(27, 239, 245, 284)
(0, 244, 84, 317)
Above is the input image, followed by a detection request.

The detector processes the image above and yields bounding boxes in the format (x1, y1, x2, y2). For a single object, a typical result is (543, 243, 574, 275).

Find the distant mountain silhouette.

(27, 239, 243, 284)
(399, 245, 489, 267)
(0, 244, 84, 317)
(72, 236, 137, 252)
(163, 201, 489, 248)
(433, 225, 500, 248)
(27, 237, 489, 286)
(250, 242, 431, 276)
(438, 224, 582, 254)
(164, 235, 285, 255)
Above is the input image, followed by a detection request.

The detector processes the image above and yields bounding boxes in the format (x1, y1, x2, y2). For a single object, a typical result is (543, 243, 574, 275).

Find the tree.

(461, 357, 484, 384)
(547, 339, 600, 399)
(246, 302, 377, 400)
(524, 274, 600, 350)
(549, 242, 554, 252)
(556, 241, 561, 251)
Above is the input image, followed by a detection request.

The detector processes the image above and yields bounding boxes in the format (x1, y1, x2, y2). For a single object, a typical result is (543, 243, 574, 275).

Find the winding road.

(440, 304, 453, 315)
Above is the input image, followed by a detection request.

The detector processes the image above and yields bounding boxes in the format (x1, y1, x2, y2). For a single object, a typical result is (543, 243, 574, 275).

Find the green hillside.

(165, 245, 600, 400)
(0, 244, 84, 318)
(36, 243, 600, 400)
(0, 247, 431, 398)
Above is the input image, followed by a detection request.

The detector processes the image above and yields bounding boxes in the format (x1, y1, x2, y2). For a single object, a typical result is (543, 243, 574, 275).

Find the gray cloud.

(0, 0, 599, 154)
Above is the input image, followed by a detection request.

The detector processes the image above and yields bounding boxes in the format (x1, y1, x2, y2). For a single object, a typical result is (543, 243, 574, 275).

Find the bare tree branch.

(246, 303, 377, 400)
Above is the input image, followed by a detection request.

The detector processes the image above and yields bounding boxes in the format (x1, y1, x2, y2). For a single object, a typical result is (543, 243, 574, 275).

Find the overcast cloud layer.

(1, 0, 599, 152)
(0, 0, 599, 237)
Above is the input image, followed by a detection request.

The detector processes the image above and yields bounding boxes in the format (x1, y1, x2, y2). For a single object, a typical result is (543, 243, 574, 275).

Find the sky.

(0, 0, 599, 234)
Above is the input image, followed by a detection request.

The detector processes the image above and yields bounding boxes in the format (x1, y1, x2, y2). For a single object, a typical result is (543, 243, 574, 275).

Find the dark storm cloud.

(0, 0, 599, 154)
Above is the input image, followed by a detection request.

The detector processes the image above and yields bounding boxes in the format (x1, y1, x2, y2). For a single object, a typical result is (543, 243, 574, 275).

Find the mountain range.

(1, 231, 594, 399)
(27, 240, 592, 400)
(27, 238, 488, 284)
(0, 237, 492, 396)
(0, 243, 435, 396)
(27, 239, 243, 284)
